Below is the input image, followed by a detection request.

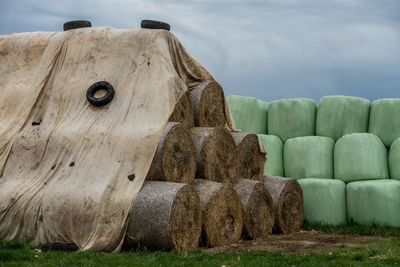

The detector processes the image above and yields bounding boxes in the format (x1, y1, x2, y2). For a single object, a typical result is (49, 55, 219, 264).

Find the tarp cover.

(257, 134, 283, 176)
(347, 180, 400, 227)
(0, 27, 222, 252)
(316, 95, 370, 141)
(268, 98, 316, 142)
(226, 95, 268, 134)
(298, 178, 347, 226)
(334, 133, 389, 183)
(284, 136, 334, 179)
(369, 98, 400, 147)
(389, 137, 400, 180)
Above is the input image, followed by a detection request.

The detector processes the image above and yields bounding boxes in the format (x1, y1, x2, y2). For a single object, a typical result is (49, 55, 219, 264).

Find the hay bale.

(389, 137, 400, 180)
(334, 133, 389, 183)
(283, 136, 334, 179)
(125, 181, 202, 251)
(146, 122, 196, 183)
(231, 132, 266, 179)
(298, 178, 347, 226)
(369, 98, 400, 147)
(190, 81, 226, 127)
(226, 95, 269, 134)
(232, 179, 274, 239)
(190, 127, 238, 183)
(346, 179, 400, 227)
(316, 95, 371, 141)
(257, 134, 284, 176)
(268, 98, 316, 142)
(262, 176, 304, 234)
(169, 92, 194, 128)
(192, 179, 243, 247)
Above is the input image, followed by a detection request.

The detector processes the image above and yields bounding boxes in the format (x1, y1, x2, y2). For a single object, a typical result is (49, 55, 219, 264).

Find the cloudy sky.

(1, 0, 399, 103)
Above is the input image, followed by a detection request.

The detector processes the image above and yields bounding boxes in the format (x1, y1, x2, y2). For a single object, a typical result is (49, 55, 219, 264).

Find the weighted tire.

(63, 20, 92, 31)
(86, 81, 115, 107)
(42, 243, 78, 252)
(141, 20, 170, 31)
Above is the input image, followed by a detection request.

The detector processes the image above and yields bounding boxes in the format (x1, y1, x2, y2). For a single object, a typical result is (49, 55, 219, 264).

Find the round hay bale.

(125, 182, 202, 251)
(192, 179, 243, 247)
(257, 134, 284, 176)
(389, 137, 400, 180)
(262, 176, 304, 234)
(232, 179, 274, 239)
(169, 92, 194, 128)
(146, 122, 196, 183)
(334, 133, 389, 183)
(190, 127, 238, 183)
(231, 132, 266, 179)
(190, 80, 226, 127)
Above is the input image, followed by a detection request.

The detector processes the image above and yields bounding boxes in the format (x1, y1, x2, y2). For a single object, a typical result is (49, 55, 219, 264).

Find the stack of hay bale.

(124, 82, 304, 252)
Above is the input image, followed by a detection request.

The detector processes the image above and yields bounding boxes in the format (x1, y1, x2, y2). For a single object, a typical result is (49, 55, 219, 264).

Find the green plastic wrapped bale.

(226, 95, 268, 134)
(369, 98, 400, 147)
(268, 98, 316, 142)
(334, 133, 389, 183)
(316, 95, 370, 141)
(389, 137, 400, 180)
(298, 178, 347, 226)
(347, 179, 400, 227)
(284, 136, 334, 179)
(257, 134, 283, 176)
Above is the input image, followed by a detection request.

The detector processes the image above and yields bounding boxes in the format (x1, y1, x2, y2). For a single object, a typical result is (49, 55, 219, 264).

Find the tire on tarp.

(316, 95, 370, 141)
(298, 178, 347, 226)
(257, 134, 283, 176)
(389, 137, 400, 180)
(346, 179, 400, 227)
(268, 98, 316, 142)
(369, 98, 400, 147)
(284, 136, 334, 179)
(226, 95, 268, 134)
(334, 133, 389, 183)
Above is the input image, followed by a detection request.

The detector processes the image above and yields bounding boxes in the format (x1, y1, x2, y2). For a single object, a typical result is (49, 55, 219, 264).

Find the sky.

(0, 0, 399, 103)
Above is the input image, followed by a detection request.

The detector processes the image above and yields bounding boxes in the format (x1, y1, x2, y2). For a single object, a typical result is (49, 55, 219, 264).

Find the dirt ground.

(204, 230, 384, 254)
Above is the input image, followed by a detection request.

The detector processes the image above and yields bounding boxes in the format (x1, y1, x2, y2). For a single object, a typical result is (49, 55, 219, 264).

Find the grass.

(1, 224, 400, 266)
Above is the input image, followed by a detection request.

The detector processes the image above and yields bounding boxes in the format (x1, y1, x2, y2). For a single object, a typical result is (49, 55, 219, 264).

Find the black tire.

(42, 243, 78, 252)
(86, 81, 115, 107)
(63, 20, 92, 31)
(141, 20, 170, 31)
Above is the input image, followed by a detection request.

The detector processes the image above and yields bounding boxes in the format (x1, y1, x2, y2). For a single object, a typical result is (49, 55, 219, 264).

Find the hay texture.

(190, 81, 226, 127)
(389, 137, 400, 180)
(262, 176, 304, 234)
(190, 127, 238, 183)
(169, 92, 194, 128)
(316, 95, 370, 141)
(231, 132, 266, 179)
(268, 98, 316, 142)
(298, 178, 347, 226)
(334, 133, 389, 183)
(347, 179, 400, 227)
(283, 136, 334, 179)
(125, 181, 202, 251)
(226, 95, 269, 134)
(369, 98, 400, 147)
(233, 179, 274, 239)
(257, 134, 284, 176)
(192, 179, 243, 247)
(146, 122, 196, 183)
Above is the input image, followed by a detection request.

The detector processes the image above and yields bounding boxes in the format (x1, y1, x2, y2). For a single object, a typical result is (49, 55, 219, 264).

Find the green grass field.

(1, 224, 400, 266)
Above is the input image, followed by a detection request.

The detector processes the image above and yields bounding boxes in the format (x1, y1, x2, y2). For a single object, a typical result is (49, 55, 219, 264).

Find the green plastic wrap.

(334, 133, 389, 183)
(389, 137, 400, 180)
(298, 178, 347, 226)
(257, 134, 283, 176)
(369, 98, 400, 147)
(316, 95, 370, 141)
(284, 136, 334, 179)
(346, 179, 400, 227)
(226, 95, 268, 134)
(268, 98, 316, 142)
